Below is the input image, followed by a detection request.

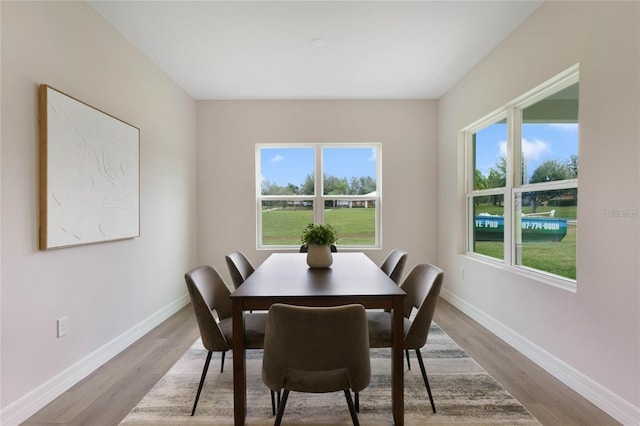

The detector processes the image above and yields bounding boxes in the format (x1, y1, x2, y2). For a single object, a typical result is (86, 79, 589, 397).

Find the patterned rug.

(121, 324, 540, 425)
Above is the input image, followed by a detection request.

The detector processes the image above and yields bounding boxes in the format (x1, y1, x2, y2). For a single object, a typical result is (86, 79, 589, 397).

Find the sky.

(260, 146, 377, 187)
(475, 123, 579, 183)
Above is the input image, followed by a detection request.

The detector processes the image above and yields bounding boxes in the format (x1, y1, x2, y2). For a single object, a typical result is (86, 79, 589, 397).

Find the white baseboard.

(441, 288, 640, 426)
(0, 294, 190, 426)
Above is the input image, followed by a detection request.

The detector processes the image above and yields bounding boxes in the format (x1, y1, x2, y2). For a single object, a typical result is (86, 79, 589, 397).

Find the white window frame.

(256, 143, 382, 250)
(462, 65, 579, 291)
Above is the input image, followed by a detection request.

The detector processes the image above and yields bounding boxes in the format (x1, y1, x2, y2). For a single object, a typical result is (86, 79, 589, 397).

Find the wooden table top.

(231, 252, 405, 299)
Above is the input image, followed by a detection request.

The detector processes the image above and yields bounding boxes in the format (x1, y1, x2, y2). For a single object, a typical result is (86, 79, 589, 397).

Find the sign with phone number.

(475, 216, 567, 242)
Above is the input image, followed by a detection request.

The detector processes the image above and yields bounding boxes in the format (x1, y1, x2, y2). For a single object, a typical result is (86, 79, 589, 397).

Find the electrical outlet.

(57, 317, 69, 338)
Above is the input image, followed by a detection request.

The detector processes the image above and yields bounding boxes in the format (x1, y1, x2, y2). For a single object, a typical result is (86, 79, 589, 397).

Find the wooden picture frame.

(39, 85, 140, 250)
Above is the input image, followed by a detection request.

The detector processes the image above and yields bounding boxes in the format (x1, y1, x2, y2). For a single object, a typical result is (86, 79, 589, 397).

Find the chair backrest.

(300, 244, 338, 253)
(225, 251, 255, 289)
(380, 249, 408, 284)
(262, 304, 371, 393)
(184, 265, 233, 352)
(400, 264, 444, 349)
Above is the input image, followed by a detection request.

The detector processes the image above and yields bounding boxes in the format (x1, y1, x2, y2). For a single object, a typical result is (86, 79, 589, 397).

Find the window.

(257, 144, 381, 249)
(464, 65, 579, 287)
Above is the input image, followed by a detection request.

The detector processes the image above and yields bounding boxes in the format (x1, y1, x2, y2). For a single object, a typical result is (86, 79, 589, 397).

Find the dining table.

(230, 252, 407, 425)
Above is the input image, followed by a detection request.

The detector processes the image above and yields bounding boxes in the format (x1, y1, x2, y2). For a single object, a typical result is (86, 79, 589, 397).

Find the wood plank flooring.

(433, 299, 620, 426)
(23, 299, 619, 425)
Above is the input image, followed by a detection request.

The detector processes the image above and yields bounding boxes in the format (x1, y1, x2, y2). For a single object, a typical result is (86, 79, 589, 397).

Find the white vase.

(306, 244, 333, 268)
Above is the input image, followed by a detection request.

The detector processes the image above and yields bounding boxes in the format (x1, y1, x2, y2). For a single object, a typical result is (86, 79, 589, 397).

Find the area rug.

(120, 324, 540, 425)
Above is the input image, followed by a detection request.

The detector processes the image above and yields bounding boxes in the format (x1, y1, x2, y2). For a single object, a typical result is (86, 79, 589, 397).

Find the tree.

(261, 179, 280, 195)
(349, 176, 376, 195)
(474, 170, 488, 190)
(567, 155, 578, 178)
(487, 156, 507, 188)
(300, 174, 315, 195)
(323, 174, 348, 195)
(286, 183, 299, 195)
(528, 159, 573, 211)
(529, 160, 571, 184)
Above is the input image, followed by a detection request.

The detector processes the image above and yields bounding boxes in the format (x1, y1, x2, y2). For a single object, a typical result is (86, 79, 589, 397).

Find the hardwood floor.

(433, 299, 620, 426)
(23, 299, 619, 425)
(22, 306, 200, 426)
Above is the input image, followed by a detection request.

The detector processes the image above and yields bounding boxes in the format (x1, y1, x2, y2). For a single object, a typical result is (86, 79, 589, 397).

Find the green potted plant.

(301, 223, 338, 268)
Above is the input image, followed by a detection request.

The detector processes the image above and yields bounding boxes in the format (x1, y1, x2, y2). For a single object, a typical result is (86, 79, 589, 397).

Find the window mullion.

(504, 108, 523, 265)
(315, 146, 323, 224)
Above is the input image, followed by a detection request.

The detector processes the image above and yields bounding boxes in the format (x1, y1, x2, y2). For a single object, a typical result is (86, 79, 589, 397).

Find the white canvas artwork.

(40, 85, 140, 249)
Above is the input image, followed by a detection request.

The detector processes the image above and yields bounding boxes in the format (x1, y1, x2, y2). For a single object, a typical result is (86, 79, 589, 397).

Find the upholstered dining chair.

(365, 263, 444, 413)
(225, 251, 255, 290)
(262, 303, 371, 426)
(379, 249, 408, 285)
(379, 249, 410, 363)
(184, 265, 275, 416)
(299, 244, 338, 253)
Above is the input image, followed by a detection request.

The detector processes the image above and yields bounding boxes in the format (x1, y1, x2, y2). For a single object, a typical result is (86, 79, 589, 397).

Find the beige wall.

(1, 1, 197, 419)
(196, 100, 439, 280)
(2, 0, 638, 424)
(438, 1, 639, 420)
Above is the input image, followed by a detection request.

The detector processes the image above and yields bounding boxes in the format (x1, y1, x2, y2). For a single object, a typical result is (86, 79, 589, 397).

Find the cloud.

(547, 123, 578, 132)
(496, 139, 550, 160)
(271, 155, 284, 162)
(367, 148, 377, 162)
(522, 138, 550, 160)
(498, 140, 507, 157)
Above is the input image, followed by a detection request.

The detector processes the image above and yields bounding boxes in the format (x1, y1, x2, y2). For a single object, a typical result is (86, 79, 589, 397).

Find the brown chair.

(184, 265, 274, 416)
(380, 249, 408, 285)
(262, 303, 371, 426)
(366, 263, 444, 413)
(225, 251, 255, 289)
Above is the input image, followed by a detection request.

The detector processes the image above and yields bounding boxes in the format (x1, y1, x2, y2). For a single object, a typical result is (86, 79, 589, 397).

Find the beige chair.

(184, 265, 274, 416)
(380, 249, 408, 284)
(262, 303, 371, 426)
(366, 263, 444, 413)
(225, 251, 255, 289)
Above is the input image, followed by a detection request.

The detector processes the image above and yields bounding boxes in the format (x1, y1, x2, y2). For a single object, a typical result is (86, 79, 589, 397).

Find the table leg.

(392, 296, 404, 425)
(232, 300, 246, 425)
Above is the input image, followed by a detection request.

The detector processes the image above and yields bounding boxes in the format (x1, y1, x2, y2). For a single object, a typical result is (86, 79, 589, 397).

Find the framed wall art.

(39, 85, 140, 250)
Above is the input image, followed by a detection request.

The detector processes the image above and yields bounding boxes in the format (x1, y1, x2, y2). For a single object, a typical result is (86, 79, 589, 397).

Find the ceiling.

(88, 1, 542, 100)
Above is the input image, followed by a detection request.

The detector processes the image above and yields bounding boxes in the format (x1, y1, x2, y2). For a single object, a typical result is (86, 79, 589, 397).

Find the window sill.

(463, 252, 577, 293)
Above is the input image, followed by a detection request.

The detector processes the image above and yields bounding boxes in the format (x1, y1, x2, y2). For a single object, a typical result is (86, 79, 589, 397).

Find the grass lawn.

(474, 201, 577, 279)
(263, 206, 576, 280)
(475, 224, 576, 279)
(476, 204, 577, 220)
(262, 207, 376, 246)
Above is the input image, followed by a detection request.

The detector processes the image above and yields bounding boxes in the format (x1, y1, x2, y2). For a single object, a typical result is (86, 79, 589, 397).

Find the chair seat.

(366, 311, 411, 348)
(219, 312, 268, 349)
(283, 367, 351, 393)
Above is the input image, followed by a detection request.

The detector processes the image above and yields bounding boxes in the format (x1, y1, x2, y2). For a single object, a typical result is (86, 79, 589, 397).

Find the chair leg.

(220, 351, 226, 373)
(405, 349, 411, 370)
(274, 389, 289, 426)
(344, 389, 360, 426)
(191, 351, 213, 416)
(415, 349, 436, 413)
(270, 390, 276, 416)
(354, 391, 360, 412)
